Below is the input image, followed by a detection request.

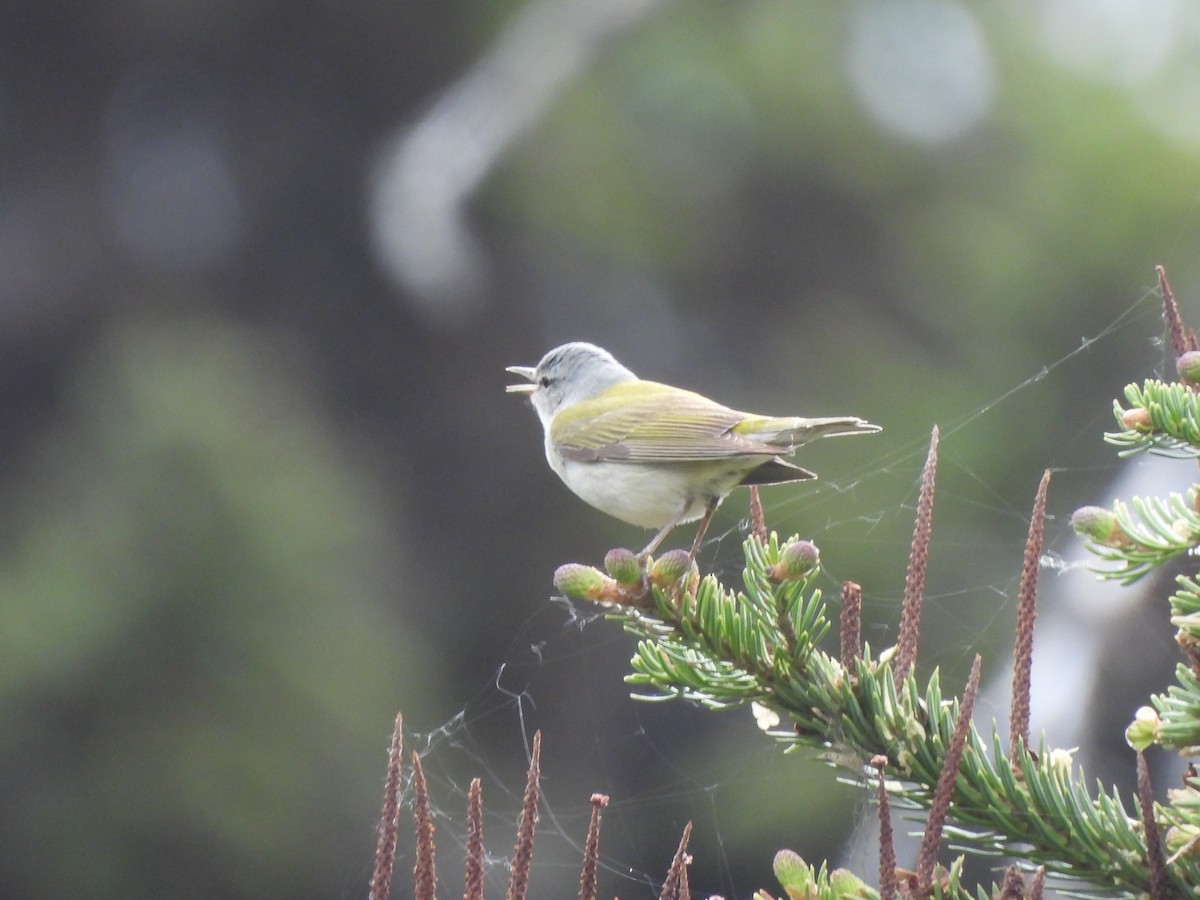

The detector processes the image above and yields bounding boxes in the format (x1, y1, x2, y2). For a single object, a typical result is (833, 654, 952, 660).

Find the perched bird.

(507, 342, 880, 557)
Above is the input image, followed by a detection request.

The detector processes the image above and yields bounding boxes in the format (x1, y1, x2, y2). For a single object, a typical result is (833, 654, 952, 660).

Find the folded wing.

(552, 381, 794, 463)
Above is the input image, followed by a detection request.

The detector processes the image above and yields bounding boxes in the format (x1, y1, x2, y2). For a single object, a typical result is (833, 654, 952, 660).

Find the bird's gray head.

(506, 342, 637, 426)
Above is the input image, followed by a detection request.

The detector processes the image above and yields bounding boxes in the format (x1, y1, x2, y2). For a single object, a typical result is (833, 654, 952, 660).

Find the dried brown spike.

(873, 755, 896, 900)
(412, 751, 438, 900)
(895, 425, 939, 691)
(506, 732, 542, 900)
(916, 654, 981, 894)
(997, 865, 1025, 900)
(841, 581, 863, 670)
(658, 821, 693, 900)
(1159, 266, 1198, 357)
(370, 712, 404, 900)
(579, 794, 609, 900)
(749, 485, 768, 543)
(464, 778, 485, 900)
(1029, 866, 1045, 900)
(1137, 750, 1169, 900)
(1011, 470, 1050, 755)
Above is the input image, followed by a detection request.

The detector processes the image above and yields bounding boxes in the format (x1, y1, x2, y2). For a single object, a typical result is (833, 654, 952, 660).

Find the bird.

(506, 342, 880, 558)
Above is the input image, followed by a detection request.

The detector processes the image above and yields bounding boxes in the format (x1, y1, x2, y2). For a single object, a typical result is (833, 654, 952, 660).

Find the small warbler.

(507, 342, 879, 557)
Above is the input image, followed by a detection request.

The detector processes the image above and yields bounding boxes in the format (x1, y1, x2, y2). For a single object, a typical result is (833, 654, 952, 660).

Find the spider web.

(384, 286, 1182, 900)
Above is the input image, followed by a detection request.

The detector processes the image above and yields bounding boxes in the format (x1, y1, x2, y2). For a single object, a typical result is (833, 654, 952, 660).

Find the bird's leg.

(639, 496, 719, 563)
(637, 502, 690, 560)
(688, 497, 719, 561)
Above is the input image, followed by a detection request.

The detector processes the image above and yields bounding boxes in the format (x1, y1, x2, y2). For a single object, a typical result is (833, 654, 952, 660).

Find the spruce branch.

(1167, 575, 1200, 677)
(1148, 661, 1200, 753)
(1072, 486, 1200, 583)
(553, 527, 1164, 897)
(540, 267, 1200, 900)
(1107, 379, 1200, 458)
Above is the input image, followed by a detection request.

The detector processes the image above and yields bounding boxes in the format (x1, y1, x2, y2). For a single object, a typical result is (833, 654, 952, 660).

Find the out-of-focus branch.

(369, 0, 671, 319)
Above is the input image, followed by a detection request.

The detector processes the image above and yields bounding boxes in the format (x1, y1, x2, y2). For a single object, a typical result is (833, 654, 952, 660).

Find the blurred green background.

(2, 1, 1199, 897)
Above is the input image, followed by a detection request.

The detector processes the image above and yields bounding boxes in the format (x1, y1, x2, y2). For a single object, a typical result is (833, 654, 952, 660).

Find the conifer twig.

(999, 865, 1025, 900)
(841, 581, 863, 670)
(464, 778, 485, 900)
(370, 712, 404, 900)
(1160, 265, 1197, 358)
(659, 821, 693, 900)
(1136, 750, 1168, 900)
(874, 755, 896, 900)
(749, 485, 768, 543)
(1030, 866, 1045, 900)
(506, 732, 542, 900)
(916, 654, 981, 894)
(579, 794, 608, 900)
(896, 425, 939, 690)
(412, 751, 437, 900)
(1011, 470, 1050, 754)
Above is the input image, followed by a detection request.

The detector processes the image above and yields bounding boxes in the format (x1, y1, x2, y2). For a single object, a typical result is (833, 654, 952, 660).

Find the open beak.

(505, 365, 538, 394)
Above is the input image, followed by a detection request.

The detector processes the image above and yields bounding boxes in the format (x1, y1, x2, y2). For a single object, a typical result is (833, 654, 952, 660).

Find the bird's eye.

(539, 376, 551, 388)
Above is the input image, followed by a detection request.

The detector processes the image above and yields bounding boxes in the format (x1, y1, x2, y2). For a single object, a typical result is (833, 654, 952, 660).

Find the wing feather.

(550, 381, 780, 463)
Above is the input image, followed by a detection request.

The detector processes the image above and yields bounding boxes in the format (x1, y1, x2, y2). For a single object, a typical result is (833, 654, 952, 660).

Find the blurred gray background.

(2, 1, 1199, 897)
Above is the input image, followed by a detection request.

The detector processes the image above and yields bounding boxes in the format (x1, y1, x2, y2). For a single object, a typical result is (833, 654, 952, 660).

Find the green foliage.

(755, 849, 880, 900)
(1077, 488, 1199, 583)
(1108, 380, 1200, 458)
(556, 533, 1171, 898)
(1069, 380, 1200, 582)
(1081, 358, 1200, 769)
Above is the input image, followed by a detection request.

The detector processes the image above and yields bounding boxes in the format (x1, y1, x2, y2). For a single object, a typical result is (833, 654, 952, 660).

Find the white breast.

(556, 458, 715, 528)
